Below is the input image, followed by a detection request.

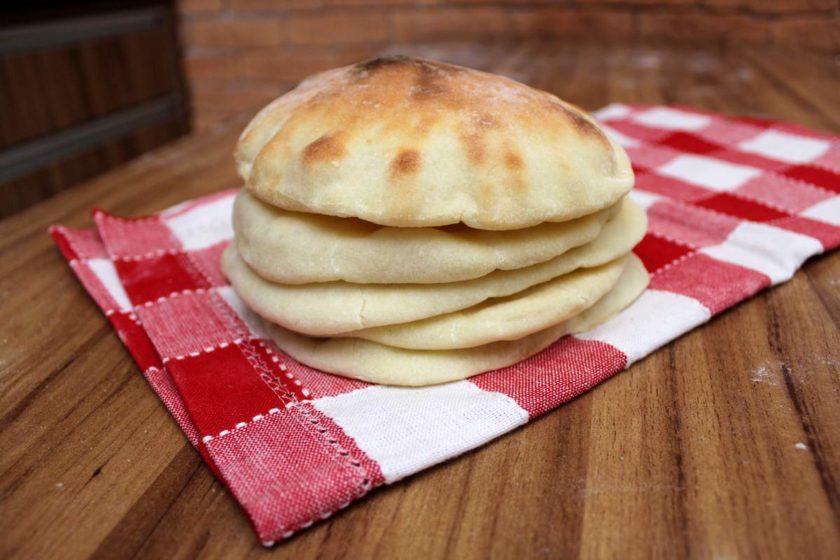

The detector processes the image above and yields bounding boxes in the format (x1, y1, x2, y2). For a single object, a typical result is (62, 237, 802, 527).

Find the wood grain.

(0, 42, 838, 560)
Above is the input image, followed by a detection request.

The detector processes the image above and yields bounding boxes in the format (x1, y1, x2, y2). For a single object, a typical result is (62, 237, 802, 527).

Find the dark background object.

(0, 0, 190, 218)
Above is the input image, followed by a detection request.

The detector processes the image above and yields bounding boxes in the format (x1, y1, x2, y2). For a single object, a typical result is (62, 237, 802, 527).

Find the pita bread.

(263, 254, 649, 386)
(236, 56, 633, 230)
(341, 256, 627, 349)
(222, 199, 646, 335)
(234, 189, 618, 285)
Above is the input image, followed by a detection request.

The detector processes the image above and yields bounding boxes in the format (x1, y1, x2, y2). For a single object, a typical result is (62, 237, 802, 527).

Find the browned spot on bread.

(547, 99, 617, 173)
(504, 150, 523, 170)
(349, 56, 467, 110)
(302, 134, 344, 164)
(353, 55, 413, 73)
(510, 175, 527, 192)
(548, 99, 607, 142)
(414, 116, 437, 134)
(354, 56, 461, 79)
(390, 149, 421, 177)
(410, 63, 449, 100)
(569, 111, 604, 140)
(460, 132, 486, 164)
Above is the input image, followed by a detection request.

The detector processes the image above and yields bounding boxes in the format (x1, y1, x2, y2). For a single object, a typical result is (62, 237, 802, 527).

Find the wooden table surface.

(1, 42, 839, 559)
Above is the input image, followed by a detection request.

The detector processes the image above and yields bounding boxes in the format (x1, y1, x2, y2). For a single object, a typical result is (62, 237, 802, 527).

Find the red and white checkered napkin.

(51, 105, 840, 545)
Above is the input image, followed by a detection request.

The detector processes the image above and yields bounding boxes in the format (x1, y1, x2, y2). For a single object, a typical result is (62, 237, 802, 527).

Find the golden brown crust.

(390, 149, 422, 178)
(236, 56, 634, 229)
(301, 133, 345, 164)
(504, 150, 524, 170)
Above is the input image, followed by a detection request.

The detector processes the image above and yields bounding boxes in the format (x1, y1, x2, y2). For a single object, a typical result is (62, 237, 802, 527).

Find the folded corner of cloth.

(51, 104, 840, 546)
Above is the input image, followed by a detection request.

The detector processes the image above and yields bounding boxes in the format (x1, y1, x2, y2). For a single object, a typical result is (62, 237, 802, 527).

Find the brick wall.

(177, 0, 840, 130)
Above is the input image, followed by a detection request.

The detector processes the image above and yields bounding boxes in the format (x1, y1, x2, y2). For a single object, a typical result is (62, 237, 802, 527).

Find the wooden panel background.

(0, 2, 190, 218)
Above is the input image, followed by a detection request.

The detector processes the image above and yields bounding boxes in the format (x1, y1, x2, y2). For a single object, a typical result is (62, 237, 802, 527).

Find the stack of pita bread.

(224, 56, 649, 386)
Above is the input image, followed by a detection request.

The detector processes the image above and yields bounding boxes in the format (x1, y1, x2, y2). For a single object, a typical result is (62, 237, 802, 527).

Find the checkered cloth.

(50, 105, 840, 546)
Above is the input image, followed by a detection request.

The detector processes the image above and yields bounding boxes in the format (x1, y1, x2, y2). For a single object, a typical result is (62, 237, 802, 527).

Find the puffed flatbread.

(233, 190, 619, 285)
(237, 57, 633, 230)
(340, 256, 628, 350)
(263, 255, 649, 386)
(223, 199, 647, 335)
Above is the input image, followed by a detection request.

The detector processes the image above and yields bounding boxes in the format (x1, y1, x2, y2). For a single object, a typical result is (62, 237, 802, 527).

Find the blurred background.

(2, 0, 838, 218)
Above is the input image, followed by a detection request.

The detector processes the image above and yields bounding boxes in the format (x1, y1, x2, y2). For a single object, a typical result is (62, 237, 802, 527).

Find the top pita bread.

(236, 56, 633, 230)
